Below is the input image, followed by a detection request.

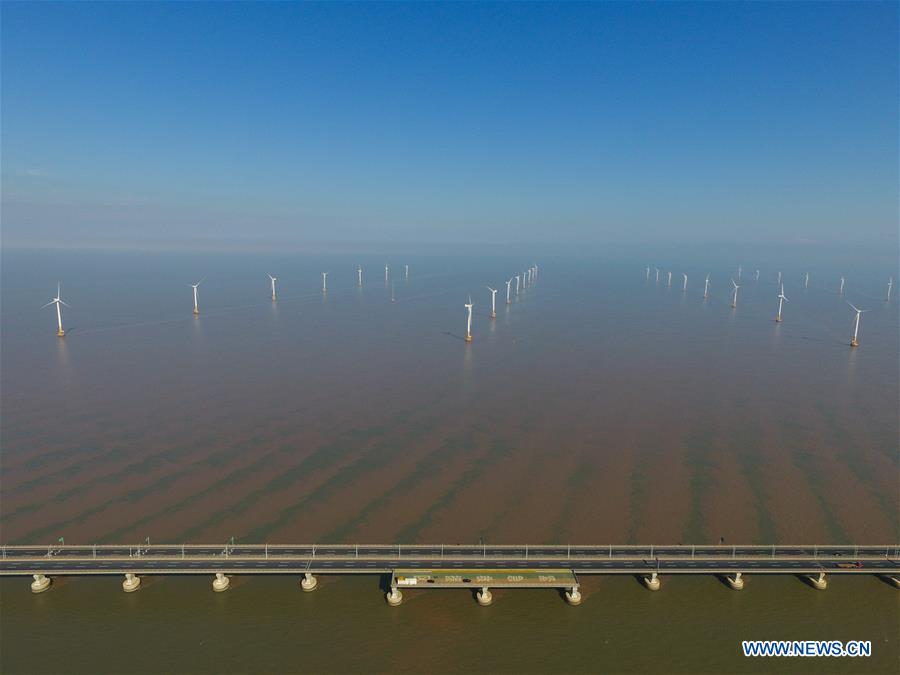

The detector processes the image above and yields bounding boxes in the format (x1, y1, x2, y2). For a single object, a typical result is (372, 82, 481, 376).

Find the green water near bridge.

(1, 574, 897, 674)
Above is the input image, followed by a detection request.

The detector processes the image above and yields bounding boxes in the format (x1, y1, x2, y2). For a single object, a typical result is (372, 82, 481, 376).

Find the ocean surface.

(1, 244, 898, 673)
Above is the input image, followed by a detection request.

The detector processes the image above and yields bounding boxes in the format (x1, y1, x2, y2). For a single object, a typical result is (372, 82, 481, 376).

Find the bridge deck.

(1, 543, 898, 577)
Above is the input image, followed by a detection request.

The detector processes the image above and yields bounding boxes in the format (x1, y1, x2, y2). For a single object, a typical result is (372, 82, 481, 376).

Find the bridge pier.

(212, 573, 230, 592)
(386, 586, 403, 606)
(643, 572, 661, 591)
(30, 573, 51, 593)
(122, 573, 141, 592)
(725, 572, 745, 590)
(806, 572, 827, 590)
(880, 575, 900, 589)
(565, 586, 582, 605)
(476, 587, 493, 606)
(300, 573, 317, 592)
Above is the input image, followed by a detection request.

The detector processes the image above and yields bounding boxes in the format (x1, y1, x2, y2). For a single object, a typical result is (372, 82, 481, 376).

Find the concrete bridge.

(4, 543, 898, 604)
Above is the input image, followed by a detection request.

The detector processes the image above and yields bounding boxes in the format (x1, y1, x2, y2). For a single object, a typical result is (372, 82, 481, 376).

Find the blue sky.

(2, 1, 897, 249)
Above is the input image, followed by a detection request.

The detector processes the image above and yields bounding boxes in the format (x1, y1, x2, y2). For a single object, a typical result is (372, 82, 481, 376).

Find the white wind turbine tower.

(682, 273, 688, 292)
(515, 275, 521, 295)
(464, 295, 474, 342)
(190, 278, 204, 315)
(804, 272, 809, 289)
(887, 277, 893, 302)
(357, 266, 363, 287)
(703, 274, 710, 299)
(846, 301, 868, 347)
(322, 272, 329, 293)
(755, 269, 760, 281)
(645, 266, 650, 280)
(667, 271, 672, 287)
(777, 271, 782, 285)
(487, 286, 498, 319)
(839, 277, 845, 295)
(405, 264, 409, 280)
(655, 268, 660, 283)
(384, 265, 389, 283)
(267, 274, 277, 301)
(775, 284, 788, 322)
(505, 278, 513, 304)
(41, 282, 70, 337)
(737, 266, 742, 281)
(730, 278, 740, 308)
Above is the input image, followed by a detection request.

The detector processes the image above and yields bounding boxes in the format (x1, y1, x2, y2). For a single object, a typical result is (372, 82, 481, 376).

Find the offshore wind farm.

(4, 246, 897, 551)
(2, 0, 898, 673)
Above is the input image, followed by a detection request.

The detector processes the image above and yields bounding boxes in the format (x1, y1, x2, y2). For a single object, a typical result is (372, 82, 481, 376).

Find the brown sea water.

(1, 245, 898, 673)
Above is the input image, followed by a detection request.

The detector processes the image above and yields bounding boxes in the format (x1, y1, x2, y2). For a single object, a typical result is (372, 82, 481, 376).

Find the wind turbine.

(515, 275, 520, 295)
(645, 266, 650, 281)
(703, 274, 710, 299)
(505, 278, 513, 304)
(487, 286, 498, 319)
(322, 272, 329, 293)
(190, 279, 204, 315)
(464, 295, 473, 342)
(887, 277, 893, 302)
(804, 272, 809, 289)
(839, 277, 845, 295)
(267, 274, 277, 301)
(384, 265, 389, 283)
(755, 269, 760, 281)
(655, 268, 660, 283)
(730, 278, 740, 308)
(357, 266, 363, 287)
(847, 301, 868, 347)
(682, 273, 688, 292)
(391, 281, 395, 303)
(775, 284, 788, 322)
(41, 282, 70, 337)
(405, 264, 409, 280)
(667, 271, 672, 287)
(737, 266, 742, 281)
(777, 271, 782, 285)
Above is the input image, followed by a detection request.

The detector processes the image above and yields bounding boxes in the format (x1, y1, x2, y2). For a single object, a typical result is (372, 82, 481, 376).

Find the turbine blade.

(40, 300, 55, 309)
(59, 300, 71, 308)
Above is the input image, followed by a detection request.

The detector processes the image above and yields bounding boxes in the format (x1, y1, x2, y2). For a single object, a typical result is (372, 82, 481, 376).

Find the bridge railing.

(2, 543, 899, 560)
